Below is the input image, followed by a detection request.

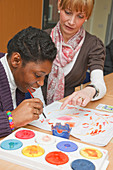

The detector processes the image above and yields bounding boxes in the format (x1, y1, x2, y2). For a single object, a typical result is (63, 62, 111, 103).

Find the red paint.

(45, 151, 69, 165)
(15, 130, 35, 139)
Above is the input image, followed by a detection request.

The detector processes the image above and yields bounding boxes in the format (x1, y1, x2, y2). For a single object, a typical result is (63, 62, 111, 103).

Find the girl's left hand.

(60, 86, 96, 109)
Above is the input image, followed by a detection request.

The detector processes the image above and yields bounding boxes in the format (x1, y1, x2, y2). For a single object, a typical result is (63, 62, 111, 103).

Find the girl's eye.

(35, 74, 41, 78)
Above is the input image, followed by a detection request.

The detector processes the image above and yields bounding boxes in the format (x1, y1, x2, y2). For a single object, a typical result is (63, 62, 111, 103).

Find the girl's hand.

(12, 98, 43, 128)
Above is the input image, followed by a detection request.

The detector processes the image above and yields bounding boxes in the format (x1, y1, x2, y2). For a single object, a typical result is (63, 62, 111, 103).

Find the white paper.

(30, 101, 113, 146)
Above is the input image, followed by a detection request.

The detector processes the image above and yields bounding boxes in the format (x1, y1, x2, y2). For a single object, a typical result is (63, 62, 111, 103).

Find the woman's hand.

(11, 98, 43, 128)
(60, 86, 96, 109)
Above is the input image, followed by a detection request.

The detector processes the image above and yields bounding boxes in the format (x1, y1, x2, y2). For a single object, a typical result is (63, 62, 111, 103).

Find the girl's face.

(9, 53, 52, 93)
(59, 8, 87, 42)
(14, 60, 52, 93)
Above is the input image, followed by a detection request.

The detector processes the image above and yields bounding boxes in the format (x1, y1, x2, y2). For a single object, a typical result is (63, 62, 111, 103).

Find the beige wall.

(84, 0, 112, 43)
(0, 0, 43, 52)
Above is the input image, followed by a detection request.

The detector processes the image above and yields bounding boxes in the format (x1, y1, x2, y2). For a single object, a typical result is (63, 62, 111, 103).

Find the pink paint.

(82, 123, 89, 128)
(42, 135, 51, 142)
(83, 126, 89, 128)
(103, 122, 106, 126)
(57, 116, 73, 121)
(109, 121, 113, 123)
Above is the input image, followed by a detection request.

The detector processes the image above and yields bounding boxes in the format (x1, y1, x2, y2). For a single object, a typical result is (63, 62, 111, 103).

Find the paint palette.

(0, 128, 109, 170)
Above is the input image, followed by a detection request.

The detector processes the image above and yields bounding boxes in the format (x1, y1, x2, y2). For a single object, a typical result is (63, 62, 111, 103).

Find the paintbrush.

(27, 89, 46, 118)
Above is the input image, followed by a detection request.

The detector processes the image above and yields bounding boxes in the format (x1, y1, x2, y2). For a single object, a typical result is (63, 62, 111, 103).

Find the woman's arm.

(90, 69, 106, 100)
(60, 69, 106, 109)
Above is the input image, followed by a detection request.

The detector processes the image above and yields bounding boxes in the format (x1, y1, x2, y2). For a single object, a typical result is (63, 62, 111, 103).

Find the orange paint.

(79, 109, 84, 111)
(65, 122, 75, 127)
(40, 119, 44, 123)
(102, 130, 106, 133)
(85, 110, 91, 112)
(96, 122, 99, 126)
(83, 148, 98, 157)
(82, 123, 89, 125)
(48, 122, 53, 125)
(99, 125, 102, 129)
(103, 114, 109, 116)
(67, 106, 75, 109)
(90, 116, 92, 120)
(48, 112, 51, 115)
(84, 114, 89, 116)
(27, 145, 38, 154)
(90, 129, 98, 136)
(57, 130, 63, 133)
(105, 120, 109, 124)
(94, 129, 98, 133)
(73, 113, 79, 115)
(74, 116, 79, 118)
(98, 130, 102, 133)
(89, 128, 93, 130)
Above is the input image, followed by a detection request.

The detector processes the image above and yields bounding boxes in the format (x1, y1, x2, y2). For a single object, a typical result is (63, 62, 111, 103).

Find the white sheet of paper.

(30, 101, 113, 146)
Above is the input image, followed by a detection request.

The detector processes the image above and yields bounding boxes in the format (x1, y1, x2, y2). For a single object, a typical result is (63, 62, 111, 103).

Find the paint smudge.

(57, 116, 73, 121)
(65, 122, 75, 127)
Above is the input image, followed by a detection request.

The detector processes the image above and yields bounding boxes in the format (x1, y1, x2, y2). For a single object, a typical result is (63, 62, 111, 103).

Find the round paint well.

(56, 141, 78, 152)
(15, 129, 35, 139)
(80, 147, 103, 159)
(35, 135, 56, 145)
(71, 159, 95, 170)
(22, 145, 45, 157)
(45, 151, 69, 165)
(0, 139, 23, 150)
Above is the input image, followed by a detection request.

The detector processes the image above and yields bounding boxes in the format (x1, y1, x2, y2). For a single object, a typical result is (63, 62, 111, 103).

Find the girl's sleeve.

(0, 111, 12, 137)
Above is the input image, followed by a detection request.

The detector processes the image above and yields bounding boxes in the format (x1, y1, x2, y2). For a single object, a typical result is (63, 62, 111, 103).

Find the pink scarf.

(47, 22, 85, 105)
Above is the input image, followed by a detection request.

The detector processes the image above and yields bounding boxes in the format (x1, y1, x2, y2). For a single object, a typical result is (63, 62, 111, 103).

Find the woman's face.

(59, 7, 87, 42)
(13, 59, 52, 93)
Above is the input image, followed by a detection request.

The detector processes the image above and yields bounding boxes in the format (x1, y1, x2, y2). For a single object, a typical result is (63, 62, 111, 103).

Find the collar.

(0, 53, 17, 91)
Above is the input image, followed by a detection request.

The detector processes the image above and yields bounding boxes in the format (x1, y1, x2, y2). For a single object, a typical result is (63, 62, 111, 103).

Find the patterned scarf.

(47, 22, 85, 105)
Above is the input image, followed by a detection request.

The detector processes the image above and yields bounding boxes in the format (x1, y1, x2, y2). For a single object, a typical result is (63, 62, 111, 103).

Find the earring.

(58, 10, 60, 13)
(85, 19, 87, 22)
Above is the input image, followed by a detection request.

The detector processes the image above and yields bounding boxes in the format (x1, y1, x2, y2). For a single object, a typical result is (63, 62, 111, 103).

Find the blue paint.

(0, 139, 23, 150)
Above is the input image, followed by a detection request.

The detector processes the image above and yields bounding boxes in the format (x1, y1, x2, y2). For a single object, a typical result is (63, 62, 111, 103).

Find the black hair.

(7, 26, 57, 65)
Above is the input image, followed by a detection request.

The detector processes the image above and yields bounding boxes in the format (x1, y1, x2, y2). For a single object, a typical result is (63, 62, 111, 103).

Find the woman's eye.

(65, 10, 72, 15)
(78, 15, 84, 19)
